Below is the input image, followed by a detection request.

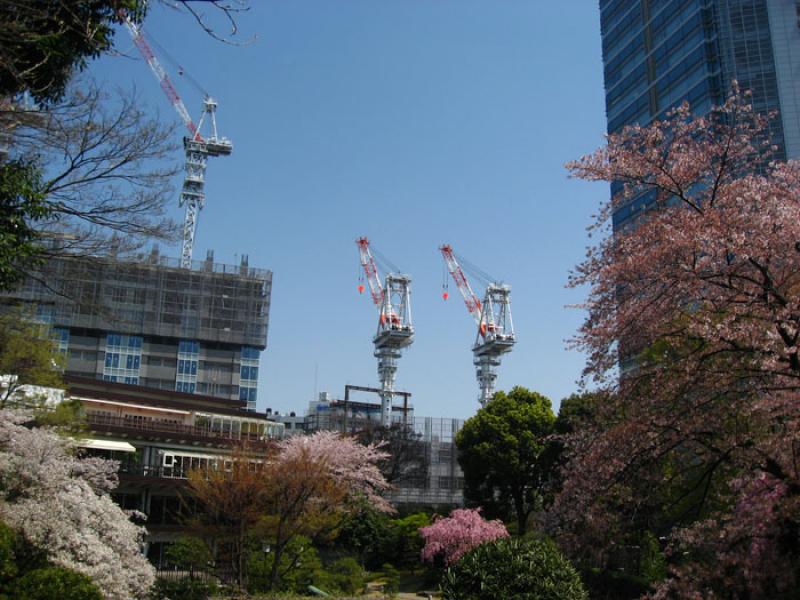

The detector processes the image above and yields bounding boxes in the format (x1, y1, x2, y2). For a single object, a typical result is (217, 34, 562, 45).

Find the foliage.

(0, 520, 18, 584)
(152, 577, 218, 600)
(389, 512, 431, 567)
(556, 89, 800, 596)
(456, 386, 557, 533)
(315, 557, 365, 596)
(336, 508, 430, 570)
(0, 310, 64, 408)
(0, 410, 154, 599)
(187, 445, 274, 590)
(247, 536, 321, 594)
(0, 1, 144, 103)
(0, 160, 49, 291)
(441, 536, 588, 600)
(8, 566, 103, 600)
(32, 398, 86, 436)
(355, 422, 430, 485)
(164, 536, 213, 572)
(579, 568, 649, 600)
(5, 81, 179, 277)
(189, 432, 391, 592)
(380, 563, 400, 596)
(420, 508, 508, 567)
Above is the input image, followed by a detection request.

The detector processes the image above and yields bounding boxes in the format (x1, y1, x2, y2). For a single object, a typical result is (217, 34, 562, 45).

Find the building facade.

(3, 250, 271, 410)
(62, 376, 284, 566)
(600, 0, 800, 229)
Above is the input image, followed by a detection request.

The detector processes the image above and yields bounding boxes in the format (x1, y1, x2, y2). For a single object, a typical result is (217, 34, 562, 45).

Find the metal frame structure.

(440, 245, 515, 407)
(124, 19, 232, 268)
(356, 238, 414, 427)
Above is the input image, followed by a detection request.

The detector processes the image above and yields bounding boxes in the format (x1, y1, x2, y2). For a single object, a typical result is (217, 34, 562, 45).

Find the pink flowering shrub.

(0, 410, 154, 599)
(420, 508, 509, 566)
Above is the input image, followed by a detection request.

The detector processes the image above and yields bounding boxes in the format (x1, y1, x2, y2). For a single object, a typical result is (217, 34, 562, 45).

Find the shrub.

(152, 577, 218, 600)
(164, 536, 212, 572)
(380, 563, 400, 595)
(315, 557, 365, 595)
(10, 566, 103, 600)
(247, 536, 322, 594)
(441, 537, 588, 600)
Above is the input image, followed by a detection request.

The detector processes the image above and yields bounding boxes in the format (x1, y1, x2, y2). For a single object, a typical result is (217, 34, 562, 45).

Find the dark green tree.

(455, 386, 557, 535)
(0, 1, 144, 104)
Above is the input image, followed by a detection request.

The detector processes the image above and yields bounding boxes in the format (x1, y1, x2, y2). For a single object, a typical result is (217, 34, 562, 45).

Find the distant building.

(2, 249, 271, 410)
(600, 0, 800, 230)
(290, 391, 464, 509)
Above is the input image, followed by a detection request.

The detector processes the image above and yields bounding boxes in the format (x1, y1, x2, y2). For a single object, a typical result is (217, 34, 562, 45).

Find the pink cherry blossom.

(276, 430, 394, 513)
(554, 88, 800, 597)
(420, 508, 509, 566)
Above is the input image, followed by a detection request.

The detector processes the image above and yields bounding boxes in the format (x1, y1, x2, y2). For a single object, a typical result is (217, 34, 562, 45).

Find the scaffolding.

(4, 251, 271, 349)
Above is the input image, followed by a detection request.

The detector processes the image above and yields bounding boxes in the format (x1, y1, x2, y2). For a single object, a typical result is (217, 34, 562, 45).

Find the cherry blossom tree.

(189, 431, 392, 591)
(554, 89, 800, 596)
(0, 410, 154, 599)
(259, 432, 393, 589)
(420, 508, 509, 566)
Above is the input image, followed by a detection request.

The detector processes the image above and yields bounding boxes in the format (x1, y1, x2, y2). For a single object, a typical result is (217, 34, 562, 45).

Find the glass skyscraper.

(600, 0, 800, 229)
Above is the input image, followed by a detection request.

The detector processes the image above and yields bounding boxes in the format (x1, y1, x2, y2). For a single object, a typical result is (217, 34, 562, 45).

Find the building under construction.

(289, 389, 465, 508)
(2, 249, 271, 410)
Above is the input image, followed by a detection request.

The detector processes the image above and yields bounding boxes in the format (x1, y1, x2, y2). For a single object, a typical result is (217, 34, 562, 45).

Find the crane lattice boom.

(356, 237, 384, 306)
(124, 18, 232, 268)
(440, 244, 482, 324)
(124, 19, 198, 138)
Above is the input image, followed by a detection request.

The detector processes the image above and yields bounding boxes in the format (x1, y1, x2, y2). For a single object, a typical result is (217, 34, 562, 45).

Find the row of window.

(102, 375, 139, 385)
(178, 340, 200, 355)
(177, 359, 198, 375)
(176, 381, 196, 394)
(240, 365, 258, 380)
(239, 386, 257, 403)
(106, 333, 143, 349)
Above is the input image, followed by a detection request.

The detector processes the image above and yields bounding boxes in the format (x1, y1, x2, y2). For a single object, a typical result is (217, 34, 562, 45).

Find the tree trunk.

(514, 491, 527, 535)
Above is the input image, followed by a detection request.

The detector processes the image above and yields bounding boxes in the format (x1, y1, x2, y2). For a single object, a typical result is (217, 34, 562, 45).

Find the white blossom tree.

(0, 410, 154, 599)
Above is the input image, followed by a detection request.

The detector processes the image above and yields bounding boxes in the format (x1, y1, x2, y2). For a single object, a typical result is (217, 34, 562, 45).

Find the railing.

(86, 413, 273, 445)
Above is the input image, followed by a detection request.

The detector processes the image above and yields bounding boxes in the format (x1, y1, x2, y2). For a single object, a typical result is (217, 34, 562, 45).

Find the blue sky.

(90, 1, 607, 419)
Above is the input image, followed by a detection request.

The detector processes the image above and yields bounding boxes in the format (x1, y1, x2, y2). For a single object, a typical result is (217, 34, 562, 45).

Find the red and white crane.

(356, 237, 414, 427)
(124, 18, 232, 268)
(440, 244, 515, 407)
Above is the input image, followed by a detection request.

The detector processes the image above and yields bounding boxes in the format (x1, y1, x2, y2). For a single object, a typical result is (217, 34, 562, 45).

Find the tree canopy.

(456, 386, 556, 535)
(554, 90, 800, 597)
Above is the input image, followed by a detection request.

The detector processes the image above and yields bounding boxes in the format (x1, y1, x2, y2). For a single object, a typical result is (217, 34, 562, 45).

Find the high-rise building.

(2, 249, 271, 411)
(600, 0, 800, 229)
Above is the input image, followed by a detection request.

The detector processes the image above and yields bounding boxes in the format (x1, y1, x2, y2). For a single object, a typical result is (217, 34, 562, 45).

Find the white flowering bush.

(0, 410, 154, 599)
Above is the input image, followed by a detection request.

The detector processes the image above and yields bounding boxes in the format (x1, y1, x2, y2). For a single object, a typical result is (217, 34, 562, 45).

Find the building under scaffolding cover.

(3, 250, 271, 410)
(294, 393, 464, 508)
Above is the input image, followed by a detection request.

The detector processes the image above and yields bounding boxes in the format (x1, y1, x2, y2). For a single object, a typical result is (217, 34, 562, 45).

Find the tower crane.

(124, 18, 232, 268)
(440, 244, 515, 407)
(356, 237, 414, 427)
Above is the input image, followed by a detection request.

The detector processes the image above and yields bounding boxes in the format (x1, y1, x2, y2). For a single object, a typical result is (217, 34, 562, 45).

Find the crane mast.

(124, 18, 232, 268)
(356, 237, 414, 427)
(440, 244, 515, 407)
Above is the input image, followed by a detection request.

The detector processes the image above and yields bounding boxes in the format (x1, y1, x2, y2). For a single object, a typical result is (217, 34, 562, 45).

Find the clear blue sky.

(90, 1, 607, 420)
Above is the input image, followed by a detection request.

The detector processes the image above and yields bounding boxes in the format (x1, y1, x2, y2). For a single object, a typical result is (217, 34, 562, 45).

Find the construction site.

(2, 12, 521, 509)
